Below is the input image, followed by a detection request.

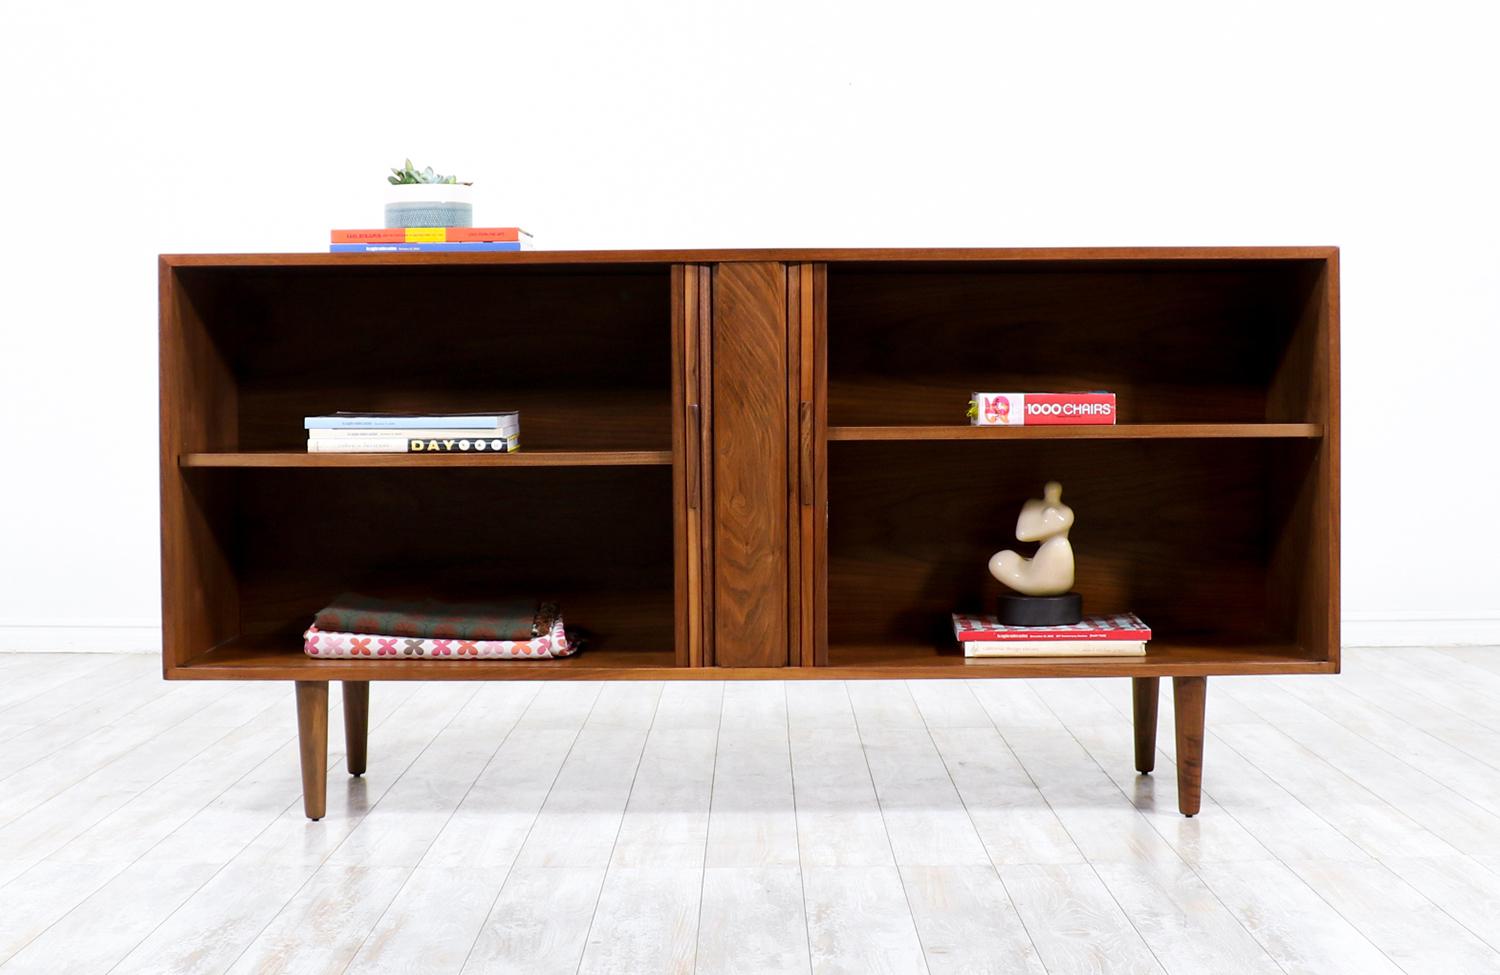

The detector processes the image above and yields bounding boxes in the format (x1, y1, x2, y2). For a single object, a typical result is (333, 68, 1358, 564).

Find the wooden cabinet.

(160, 247, 1339, 818)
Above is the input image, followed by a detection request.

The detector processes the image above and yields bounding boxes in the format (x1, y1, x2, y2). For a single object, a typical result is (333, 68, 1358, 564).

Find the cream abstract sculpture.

(988, 481, 1075, 596)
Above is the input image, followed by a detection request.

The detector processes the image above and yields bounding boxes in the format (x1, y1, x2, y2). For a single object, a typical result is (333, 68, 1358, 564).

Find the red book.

(951, 612, 1151, 641)
(330, 227, 527, 244)
(970, 392, 1116, 425)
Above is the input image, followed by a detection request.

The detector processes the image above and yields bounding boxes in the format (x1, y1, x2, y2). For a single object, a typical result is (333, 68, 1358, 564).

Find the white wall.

(2, 0, 1497, 651)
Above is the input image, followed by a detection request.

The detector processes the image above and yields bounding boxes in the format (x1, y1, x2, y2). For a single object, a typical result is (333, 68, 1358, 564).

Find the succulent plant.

(388, 159, 468, 185)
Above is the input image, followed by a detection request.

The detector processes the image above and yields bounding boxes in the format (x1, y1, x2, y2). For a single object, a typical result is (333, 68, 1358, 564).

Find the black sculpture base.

(996, 592, 1083, 627)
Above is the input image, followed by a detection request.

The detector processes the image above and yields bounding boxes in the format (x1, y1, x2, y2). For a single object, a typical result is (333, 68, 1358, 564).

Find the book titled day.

(307, 435, 520, 453)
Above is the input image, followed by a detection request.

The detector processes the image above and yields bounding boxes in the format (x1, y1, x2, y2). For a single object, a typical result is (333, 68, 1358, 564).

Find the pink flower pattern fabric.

(304, 611, 575, 660)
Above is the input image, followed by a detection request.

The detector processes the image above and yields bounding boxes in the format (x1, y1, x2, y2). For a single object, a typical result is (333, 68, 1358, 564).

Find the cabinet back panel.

(174, 265, 673, 451)
(828, 262, 1325, 424)
(227, 466, 675, 652)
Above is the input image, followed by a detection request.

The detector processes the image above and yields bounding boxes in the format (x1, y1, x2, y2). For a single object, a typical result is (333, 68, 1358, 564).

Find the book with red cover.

(970, 392, 1116, 426)
(330, 227, 528, 244)
(951, 611, 1151, 642)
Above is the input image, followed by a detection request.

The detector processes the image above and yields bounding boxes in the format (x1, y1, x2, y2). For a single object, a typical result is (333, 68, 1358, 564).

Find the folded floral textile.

(304, 606, 577, 660)
(312, 593, 541, 640)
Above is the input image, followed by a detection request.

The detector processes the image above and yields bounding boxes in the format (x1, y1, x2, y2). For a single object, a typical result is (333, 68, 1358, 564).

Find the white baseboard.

(1, 615, 1497, 654)
(1341, 612, 1500, 648)
(0, 622, 161, 653)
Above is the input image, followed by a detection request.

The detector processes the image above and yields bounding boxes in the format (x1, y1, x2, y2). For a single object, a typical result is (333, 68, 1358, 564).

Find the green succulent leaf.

(389, 160, 463, 185)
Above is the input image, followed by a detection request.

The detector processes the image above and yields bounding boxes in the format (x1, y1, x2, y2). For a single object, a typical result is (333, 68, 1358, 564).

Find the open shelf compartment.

(819, 438, 1336, 677)
(165, 261, 675, 457)
(161, 259, 688, 677)
(166, 466, 681, 677)
(825, 256, 1333, 431)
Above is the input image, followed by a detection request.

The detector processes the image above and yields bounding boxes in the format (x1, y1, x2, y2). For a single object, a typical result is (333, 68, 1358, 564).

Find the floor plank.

(2, 859, 221, 973)
(803, 865, 929, 975)
(224, 864, 412, 974)
(900, 864, 1046, 974)
(999, 862, 1165, 975)
(927, 726, 1083, 866)
(462, 866, 604, 974)
(577, 866, 701, 975)
(705, 691, 799, 868)
(696, 866, 812, 975)
(1286, 857, 1500, 974)
(1194, 858, 1405, 975)
(1091, 860, 1282, 975)
(346, 865, 510, 975)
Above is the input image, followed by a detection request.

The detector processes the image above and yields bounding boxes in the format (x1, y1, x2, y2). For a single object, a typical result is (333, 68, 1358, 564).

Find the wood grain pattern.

(342, 681, 368, 777)
(711, 262, 789, 667)
(829, 423, 1322, 440)
(168, 638, 1330, 681)
(1133, 676, 1159, 774)
(697, 265, 717, 666)
(811, 263, 830, 667)
(179, 450, 672, 467)
(900, 865, 1048, 974)
(1173, 676, 1207, 816)
(670, 264, 693, 668)
(999, 863, 1165, 974)
(696, 867, 813, 974)
(161, 246, 1339, 269)
(158, 260, 239, 671)
(294, 681, 328, 820)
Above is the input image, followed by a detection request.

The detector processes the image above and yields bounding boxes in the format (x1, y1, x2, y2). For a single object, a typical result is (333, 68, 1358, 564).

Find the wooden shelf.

(173, 636, 679, 680)
(180, 449, 673, 468)
(169, 636, 1328, 681)
(828, 423, 1323, 441)
(825, 641, 1332, 678)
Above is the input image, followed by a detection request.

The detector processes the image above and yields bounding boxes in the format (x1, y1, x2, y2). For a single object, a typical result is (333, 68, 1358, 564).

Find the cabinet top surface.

(160, 246, 1338, 269)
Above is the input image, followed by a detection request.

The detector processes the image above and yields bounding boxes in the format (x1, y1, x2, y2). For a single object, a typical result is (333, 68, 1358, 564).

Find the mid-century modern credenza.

(159, 247, 1339, 821)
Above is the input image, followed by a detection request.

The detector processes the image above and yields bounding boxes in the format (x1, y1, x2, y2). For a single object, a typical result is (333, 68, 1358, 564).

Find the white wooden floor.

(2, 649, 1500, 974)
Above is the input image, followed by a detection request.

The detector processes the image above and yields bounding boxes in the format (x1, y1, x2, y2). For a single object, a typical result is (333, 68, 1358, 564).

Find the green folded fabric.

(313, 593, 540, 640)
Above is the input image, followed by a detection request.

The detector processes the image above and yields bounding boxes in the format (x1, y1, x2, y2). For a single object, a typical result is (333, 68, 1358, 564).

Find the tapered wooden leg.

(295, 681, 328, 821)
(1172, 676, 1207, 817)
(342, 681, 369, 777)
(1132, 677, 1159, 774)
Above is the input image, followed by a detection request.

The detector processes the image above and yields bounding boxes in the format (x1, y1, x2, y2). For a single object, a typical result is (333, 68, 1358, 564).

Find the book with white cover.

(309, 422, 517, 439)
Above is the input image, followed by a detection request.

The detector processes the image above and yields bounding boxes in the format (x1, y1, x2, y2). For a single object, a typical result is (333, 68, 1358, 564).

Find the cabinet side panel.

(159, 264, 239, 672)
(1327, 251, 1341, 666)
(712, 262, 789, 667)
(1267, 255, 1338, 667)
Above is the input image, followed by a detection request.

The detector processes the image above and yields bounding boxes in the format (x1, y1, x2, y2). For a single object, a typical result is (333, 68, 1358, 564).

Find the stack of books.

(306, 412, 520, 453)
(329, 227, 534, 254)
(303, 594, 578, 660)
(952, 611, 1151, 657)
